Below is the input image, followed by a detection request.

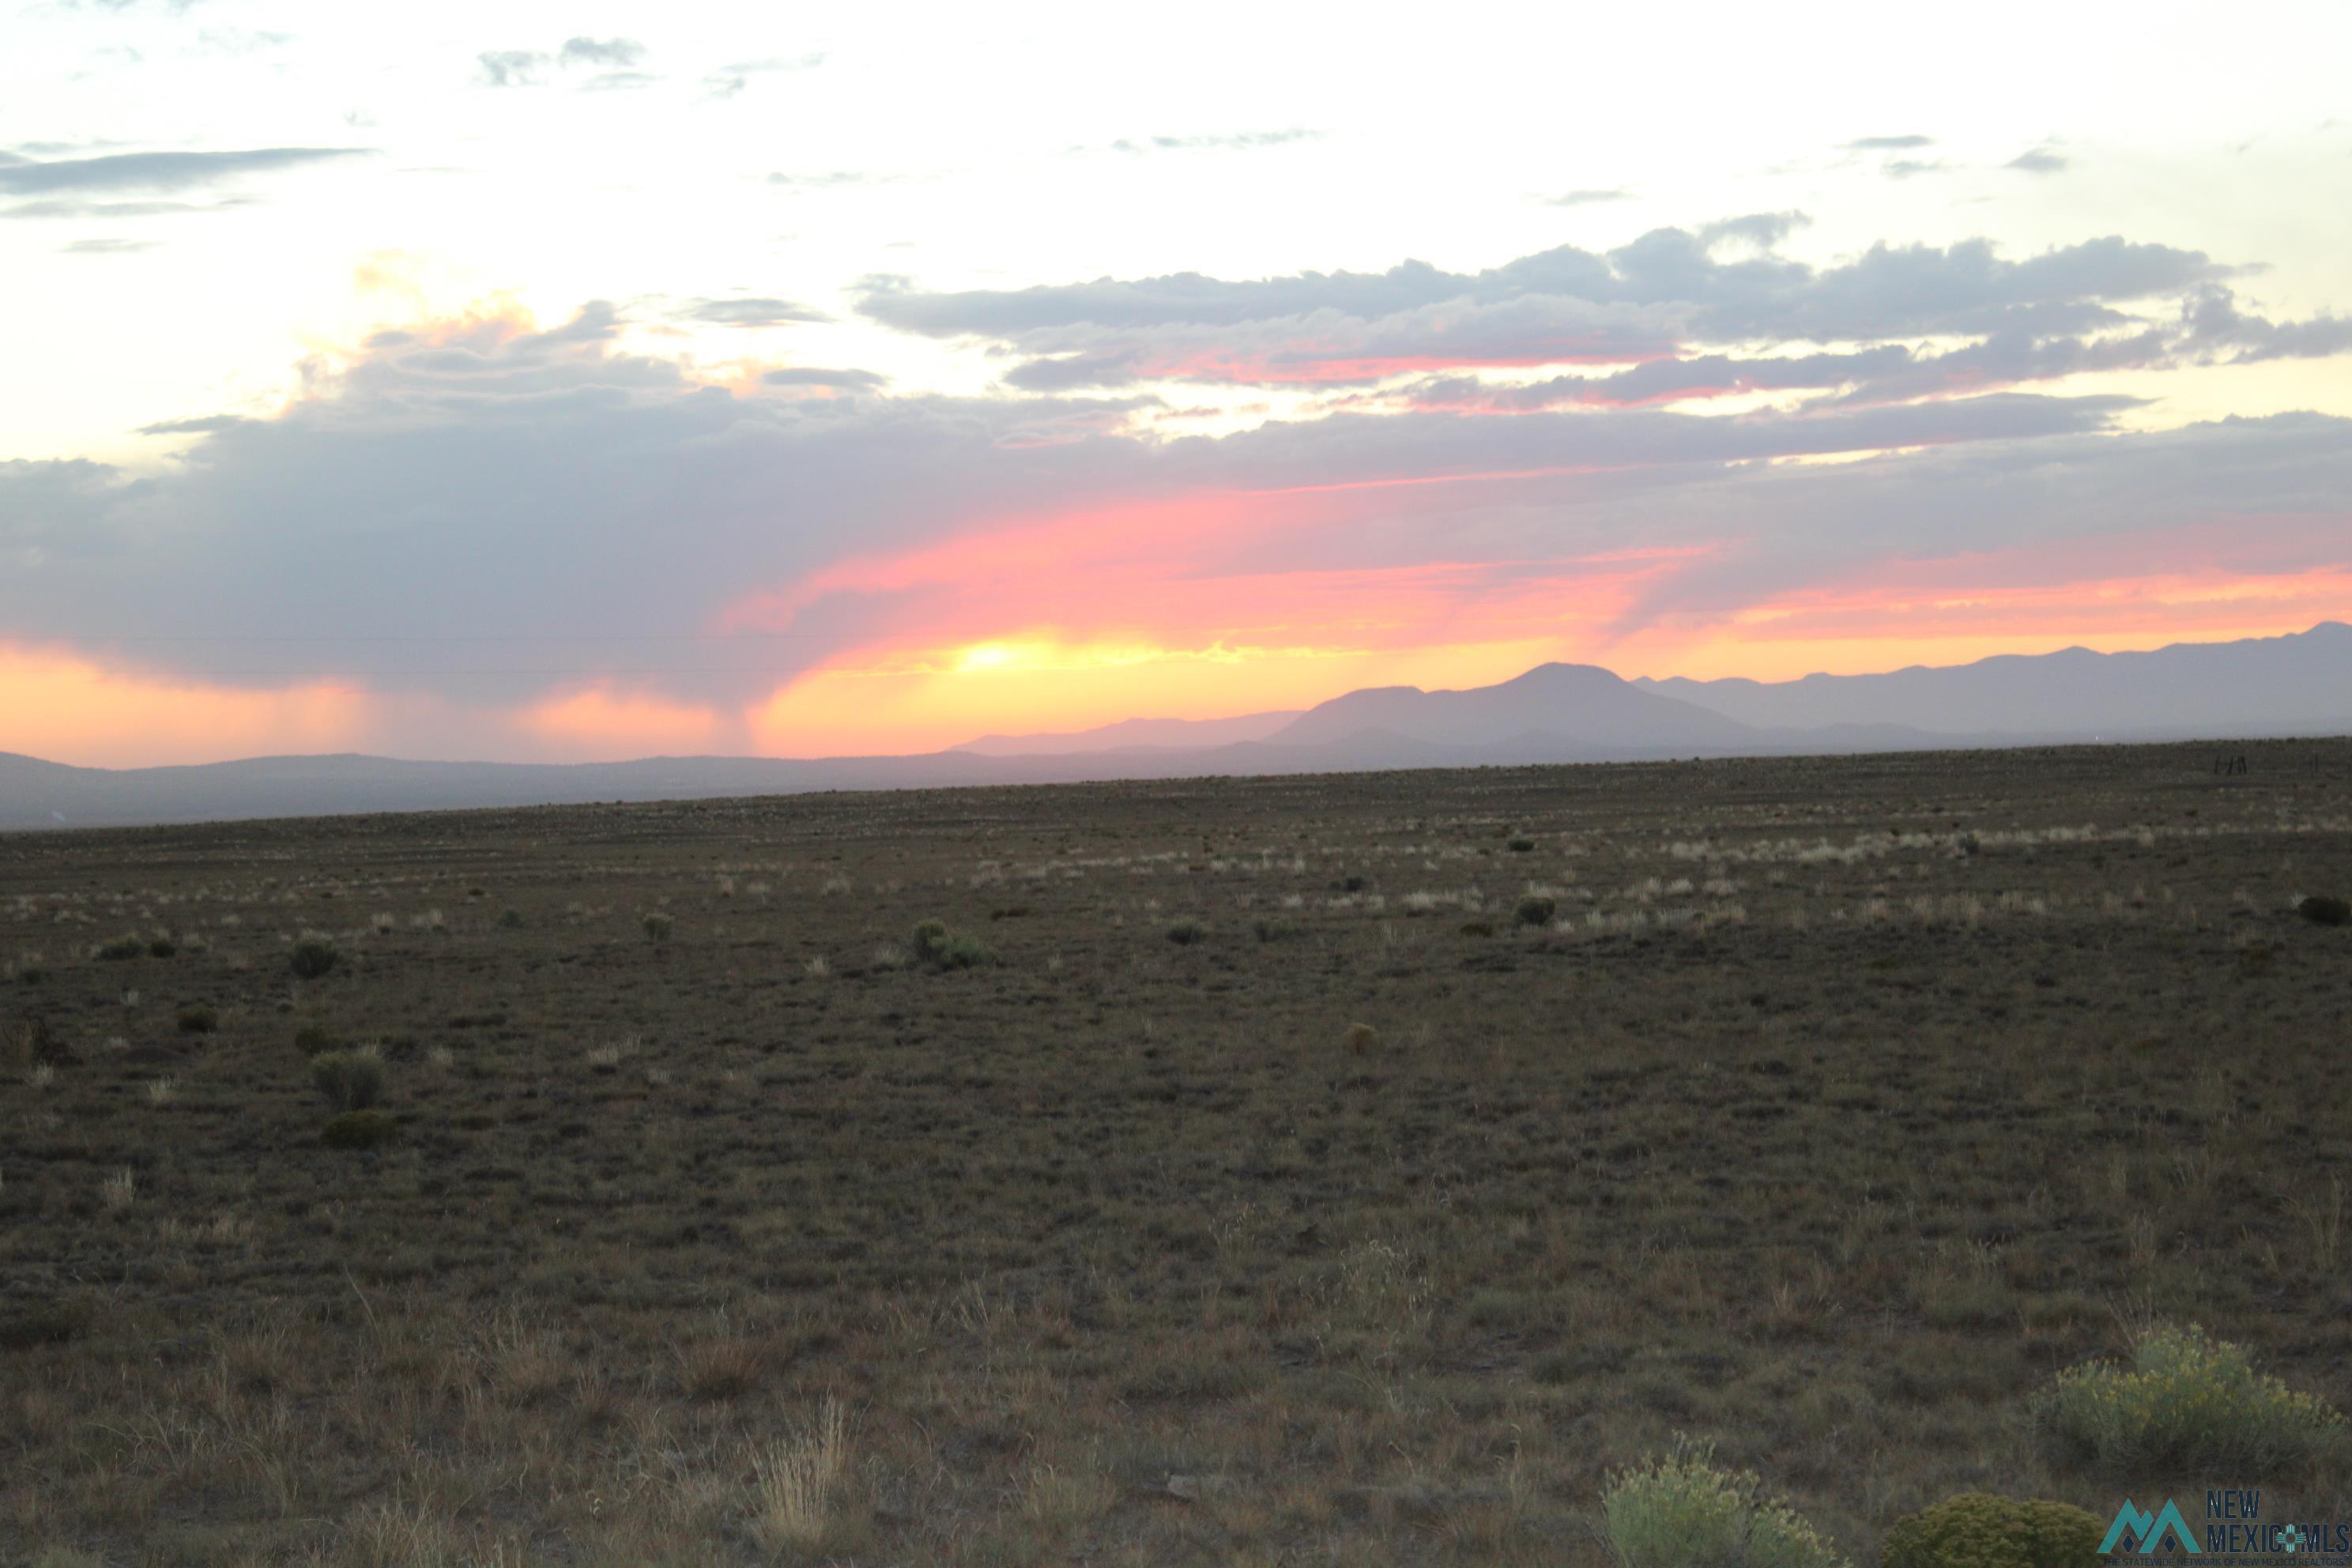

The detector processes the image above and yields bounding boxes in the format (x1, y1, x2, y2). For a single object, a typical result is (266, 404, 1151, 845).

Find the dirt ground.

(4, 740, 2349, 1566)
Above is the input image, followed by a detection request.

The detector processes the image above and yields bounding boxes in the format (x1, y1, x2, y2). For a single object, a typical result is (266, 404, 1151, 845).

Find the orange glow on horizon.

(746, 634, 1563, 756)
(518, 686, 727, 756)
(0, 644, 370, 769)
(1608, 563, 2352, 684)
(8, 541, 2348, 767)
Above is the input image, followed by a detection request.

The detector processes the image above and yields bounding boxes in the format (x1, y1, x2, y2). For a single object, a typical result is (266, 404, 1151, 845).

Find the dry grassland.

(3, 741, 2349, 1565)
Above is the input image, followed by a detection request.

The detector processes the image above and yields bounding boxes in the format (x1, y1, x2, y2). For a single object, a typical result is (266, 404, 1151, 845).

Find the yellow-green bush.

(1881, 1494, 2101, 1568)
(910, 919, 993, 970)
(1602, 1438, 1845, 1568)
(2034, 1322, 2345, 1474)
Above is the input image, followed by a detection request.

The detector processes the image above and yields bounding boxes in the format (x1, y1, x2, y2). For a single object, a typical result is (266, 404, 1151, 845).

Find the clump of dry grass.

(746, 1397, 850, 1553)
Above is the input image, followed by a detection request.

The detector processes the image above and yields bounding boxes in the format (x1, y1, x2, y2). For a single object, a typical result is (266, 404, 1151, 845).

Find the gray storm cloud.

(0, 146, 367, 195)
(856, 223, 2266, 391)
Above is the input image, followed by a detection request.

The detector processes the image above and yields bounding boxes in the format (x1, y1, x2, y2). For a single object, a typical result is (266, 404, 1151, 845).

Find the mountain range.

(4, 623, 2346, 829)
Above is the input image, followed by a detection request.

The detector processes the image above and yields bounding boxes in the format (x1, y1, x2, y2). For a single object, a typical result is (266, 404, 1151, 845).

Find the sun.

(955, 643, 1020, 673)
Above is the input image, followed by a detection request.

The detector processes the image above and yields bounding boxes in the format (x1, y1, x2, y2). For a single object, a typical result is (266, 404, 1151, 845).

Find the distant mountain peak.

(9, 624, 2350, 831)
(1634, 623, 2352, 737)
(1497, 661, 1627, 688)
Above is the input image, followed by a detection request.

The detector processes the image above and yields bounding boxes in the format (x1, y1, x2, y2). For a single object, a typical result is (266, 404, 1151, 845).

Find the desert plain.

(3, 740, 2349, 1565)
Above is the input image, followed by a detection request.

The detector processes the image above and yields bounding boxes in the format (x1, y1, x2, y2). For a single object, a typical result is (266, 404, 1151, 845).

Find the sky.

(3, 1, 2350, 767)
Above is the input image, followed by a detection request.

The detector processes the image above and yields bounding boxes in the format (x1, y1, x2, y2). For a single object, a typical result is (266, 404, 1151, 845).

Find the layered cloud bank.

(5, 218, 2350, 766)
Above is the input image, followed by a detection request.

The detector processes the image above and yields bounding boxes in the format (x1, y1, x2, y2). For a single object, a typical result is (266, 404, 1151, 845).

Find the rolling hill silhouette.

(5, 624, 2346, 828)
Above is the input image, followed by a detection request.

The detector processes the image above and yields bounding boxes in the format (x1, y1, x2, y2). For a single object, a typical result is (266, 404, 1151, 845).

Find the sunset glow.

(5, 5, 2350, 767)
(0, 644, 368, 769)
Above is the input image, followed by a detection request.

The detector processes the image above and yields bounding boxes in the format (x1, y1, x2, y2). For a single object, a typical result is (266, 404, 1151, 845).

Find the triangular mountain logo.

(2101, 1499, 2203, 1555)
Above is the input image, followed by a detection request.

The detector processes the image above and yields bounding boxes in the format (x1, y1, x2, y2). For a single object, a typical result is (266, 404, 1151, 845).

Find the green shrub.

(1514, 895, 1557, 928)
(1608, 1438, 1844, 1568)
(2299, 895, 2350, 926)
(311, 1050, 386, 1112)
(643, 912, 674, 941)
(175, 1005, 217, 1035)
(319, 1109, 401, 1150)
(96, 936, 146, 962)
(1166, 918, 1208, 945)
(292, 1023, 338, 1057)
(910, 919, 993, 970)
(1601, 1439, 1844, 1568)
(1460, 920, 1495, 937)
(147, 939, 177, 959)
(288, 934, 340, 979)
(497, 908, 525, 929)
(1508, 836, 1536, 853)
(1881, 1494, 2102, 1568)
(2033, 1321, 2346, 1474)
(15, 965, 44, 985)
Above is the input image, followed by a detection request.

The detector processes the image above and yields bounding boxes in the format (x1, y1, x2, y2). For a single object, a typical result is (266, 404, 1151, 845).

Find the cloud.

(1838, 136, 1948, 179)
(193, 26, 290, 56)
(559, 36, 646, 68)
(2007, 141, 2071, 174)
(0, 146, 366, 196)
(5, 196, 252, 220)
(992, 294, 1678, 389)
(0, 457, 134, 560)
(763, 368, 891, 391)
(767, 170, 905, 190)
(2179, 285, 2352, 363)
(1696, 211, 1808, 251)
(477, 50, 549, 87)
(59, 236, 156, 254)
(703, 53, 825, 99)
(1098, 128, 1321, 154)
(858, 223, 2262, 391)
(1542, 187, 1634, 207)
(676, 297, 831, 328)
(10, 206, 2348, 761)
(0, 295, 2251, 714)
(137, 414, 251, 434)
(1403, 346, 1919, 409)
